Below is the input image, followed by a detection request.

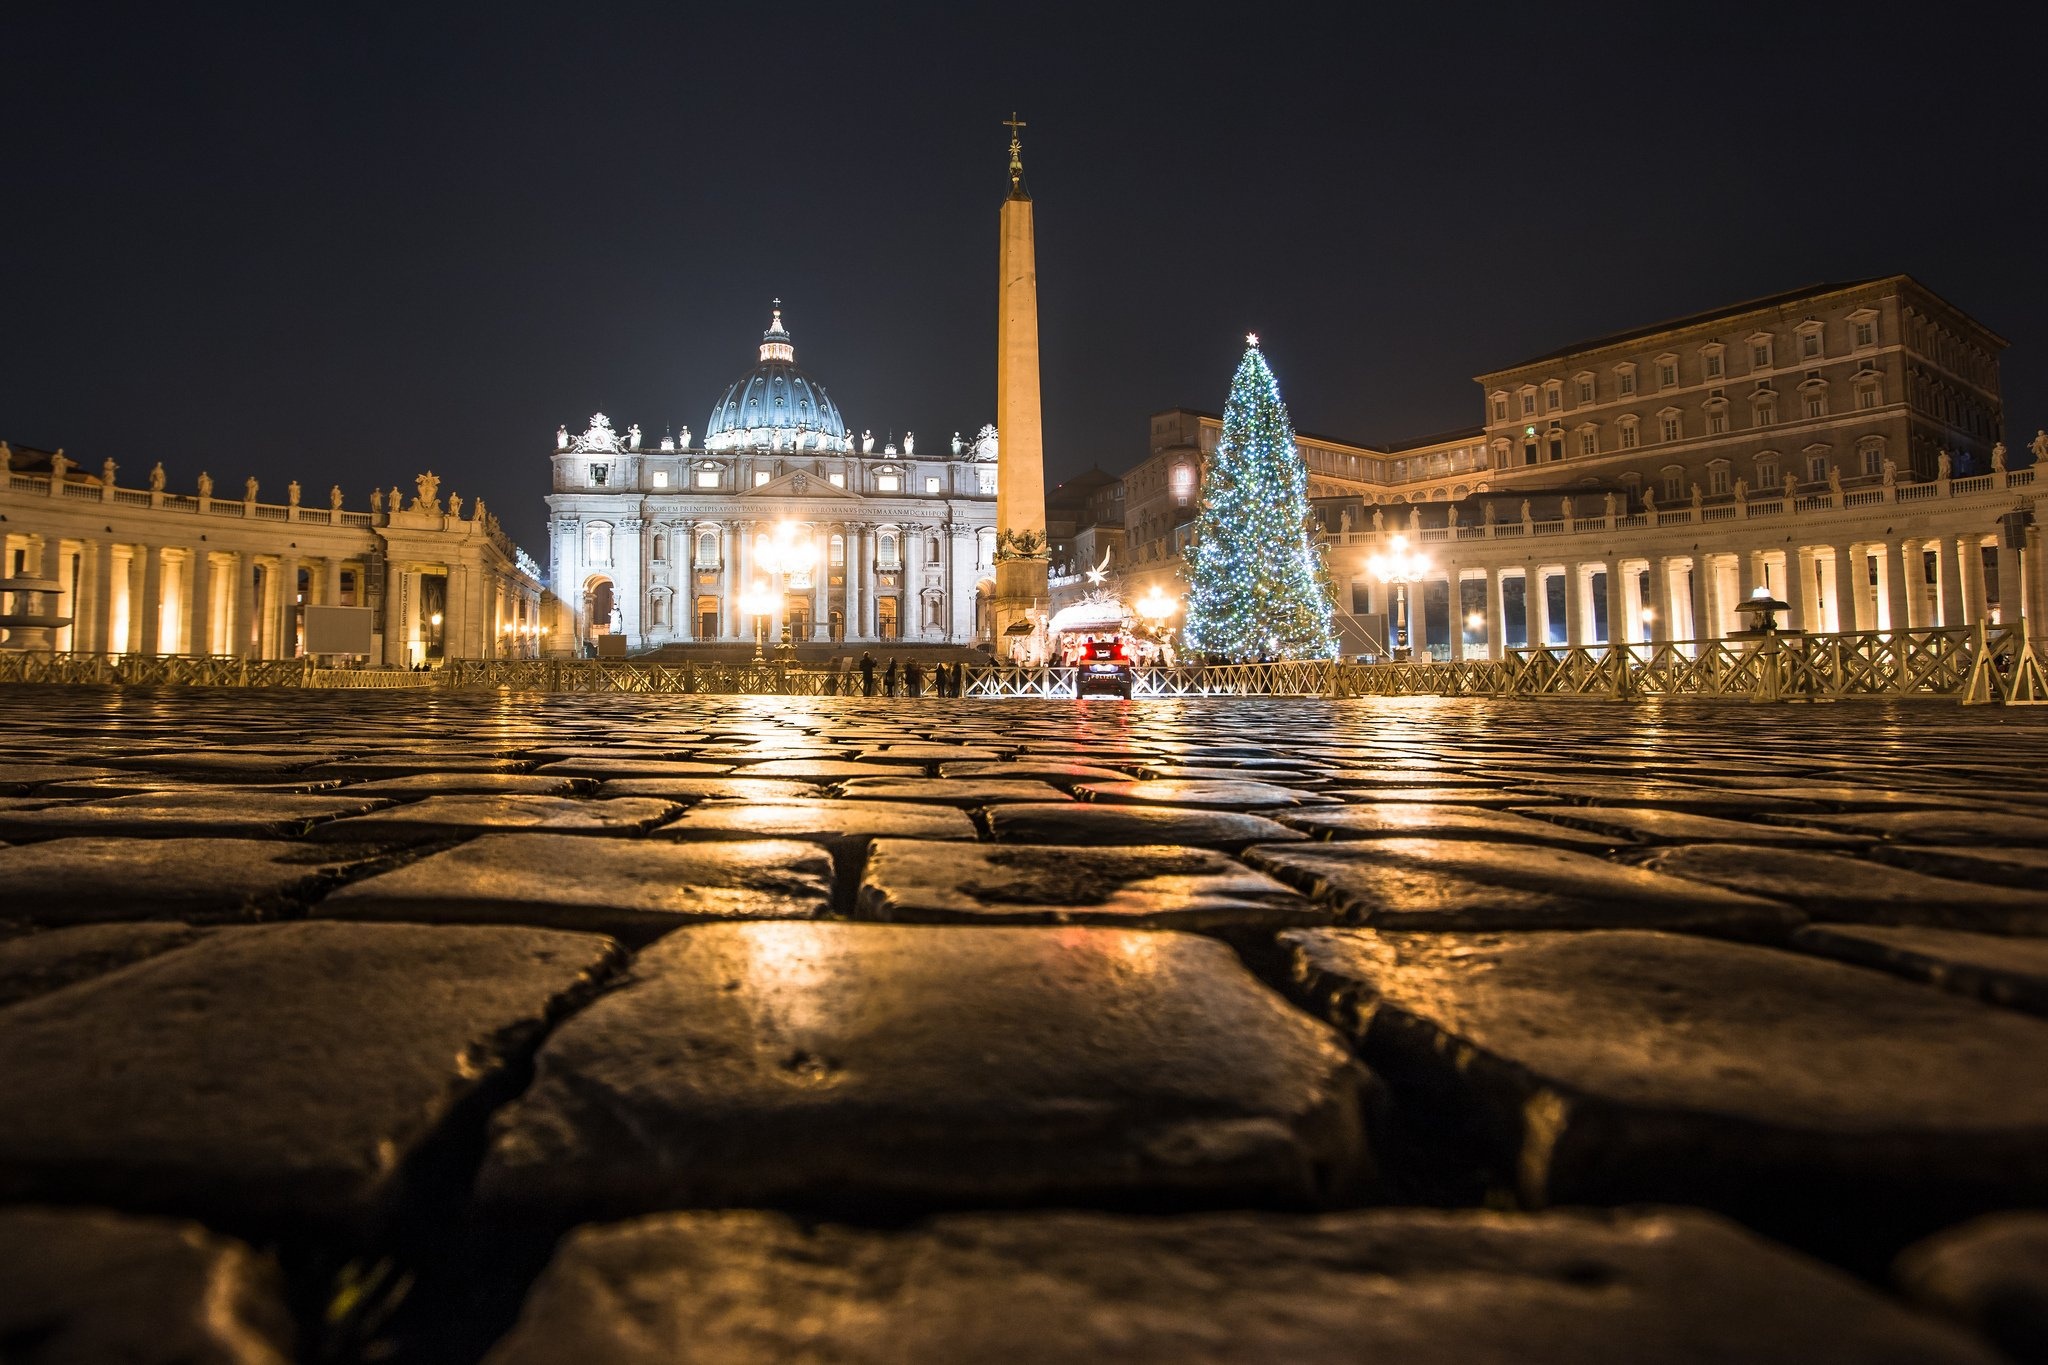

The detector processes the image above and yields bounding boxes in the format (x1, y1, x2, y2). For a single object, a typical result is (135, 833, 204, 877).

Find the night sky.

(7, 3, 2044, 553)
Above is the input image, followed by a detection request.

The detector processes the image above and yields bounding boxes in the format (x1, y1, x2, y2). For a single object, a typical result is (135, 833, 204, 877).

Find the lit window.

(829, 472, 845, 487)
(877, 532, 899, 567)
(877, 474, 901, 492)
(1661, 415, 1680, 442)
(652, 470, 669, 488)
(754, 471, 771, 487)
(830, 534, 845, 566)
(696, 469, 720, 489)
(695, 530, 719, 566)
(924, 475, 941, 493)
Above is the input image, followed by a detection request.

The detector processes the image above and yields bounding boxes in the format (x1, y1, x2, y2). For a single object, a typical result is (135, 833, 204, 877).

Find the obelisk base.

(991, 557, 1050, 658)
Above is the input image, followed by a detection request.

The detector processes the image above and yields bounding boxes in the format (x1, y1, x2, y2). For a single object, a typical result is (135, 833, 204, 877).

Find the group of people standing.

(854, 652, 969, 698)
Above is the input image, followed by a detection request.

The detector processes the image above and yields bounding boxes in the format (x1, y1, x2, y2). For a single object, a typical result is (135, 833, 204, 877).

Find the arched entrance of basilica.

(583, 576, 616, 654)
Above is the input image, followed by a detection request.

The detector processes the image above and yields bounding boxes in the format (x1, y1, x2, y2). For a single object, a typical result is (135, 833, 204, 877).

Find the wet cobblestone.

(0, 686, 2044, 1362)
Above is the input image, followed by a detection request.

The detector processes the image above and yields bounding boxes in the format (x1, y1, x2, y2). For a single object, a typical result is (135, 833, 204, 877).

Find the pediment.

(740, 469, 864, 501)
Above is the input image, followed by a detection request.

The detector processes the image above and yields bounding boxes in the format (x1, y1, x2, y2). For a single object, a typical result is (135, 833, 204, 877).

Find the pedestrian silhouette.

(860, 651, 877, 697)
(884, 658, 898, 697)
(906, 660, 924, 697)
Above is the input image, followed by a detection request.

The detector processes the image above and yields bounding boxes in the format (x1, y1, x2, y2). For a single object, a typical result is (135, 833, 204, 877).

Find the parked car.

(1074, 634, 1135, 699)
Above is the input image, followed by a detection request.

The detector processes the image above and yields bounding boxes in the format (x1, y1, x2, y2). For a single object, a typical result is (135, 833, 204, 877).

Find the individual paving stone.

(1896, 1213, 2048, 1365)
(0, 922, 209, 1006)
(657, 798, 976, 849)
(1281, 803, 1618, 850)
(1871, 843, 2048, 890)
(1635, 844, 2048, 933)
(834, 777, 1070, 807)
(320, 834, 831, 943)
(477, 922, 1373, 1219)
(0, 837, 371, 925)
(1516, 805, 1872, 849)
(1077, 778, 1340, 811)
(1135, 765, 1336, 785)
(482, 1206, 2000, 1365)
(0, 921, 623, 1237)
(309, 794, 681, 842)
(854, 745, 1008, 761)
(100, 751, 334, 777)
(1792, 924, 2048, 1016)
(1511, 780, 1819, 815)
(1703, 784, 1983, 811)
(37, 774, 353, 796)
(532, 757, 735, 779)
(733, 759, 929, 779)
(1763, 807, 2048, 845)
(1321, 787, 1551, 808)
(987, 801, 1308, 852)
(0, 761, 124, 792)
(341, 772, 592, 797)
(936, 759, 1137, 786)
(0, 1206, 296, 1365)
(0, 790, 394, 840)
(1284, 927, 2048, 1227)
(595, 776, 823, 803)
(859, 839, 1321, 933)
(304, 757, 534, 779)
(1248, 839, 1798, 935)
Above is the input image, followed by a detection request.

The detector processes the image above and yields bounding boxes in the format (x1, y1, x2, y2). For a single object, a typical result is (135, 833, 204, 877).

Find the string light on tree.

(1182, 334, 1338, 661)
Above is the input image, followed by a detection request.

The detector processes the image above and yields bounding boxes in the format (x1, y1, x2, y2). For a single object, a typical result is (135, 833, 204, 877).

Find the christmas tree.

(1182, 335, 1338, 660)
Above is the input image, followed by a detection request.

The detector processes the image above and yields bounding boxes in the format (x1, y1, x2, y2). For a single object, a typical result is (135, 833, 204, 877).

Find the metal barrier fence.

(2, 626, 2042, 703)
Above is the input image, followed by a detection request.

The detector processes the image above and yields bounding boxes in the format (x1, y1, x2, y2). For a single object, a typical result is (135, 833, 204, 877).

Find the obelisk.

(993, 113, 1049, 647)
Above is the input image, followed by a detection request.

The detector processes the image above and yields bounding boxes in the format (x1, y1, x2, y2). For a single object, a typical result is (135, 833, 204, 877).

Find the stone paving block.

(0, 790, 395, 840)
(309, 794, 682, 842)
(1511, 780, 1822, 815)
(1897, 1213, 2048, 1365)
(1870, 843, 2048, 890)
(1249, 839, 1798, 935)
(0, 761, 123, 792)
(1792, 924, 2048, 1016)
(833, 776, 1071, 807)
(531, 757, 736, 779)
(1281, 803, 1619, 849)
(477, 922, 1373, 1219)
(859, 839, 1322, 933)
(1763, 808, 2048, 845)
(936, 758, 1136, 786)
(319, 833, 831, 942)
(1077, 778, 1341, 810)
(1636, 844, 2048, 932)
(340, 772, 592, 797)
(0, 921, 623, 1236)
(1514, 804, 1872, 849)
(854, 744, 1009, 761)
(732, 758, 930, 779)
(100, 751, 336, 777)
(0, 837, 373, 926)
(37, 774, 354, 796)
(1136, 765, 1335, 784)
(656, 798, 976, 849)
(0, 1206, 296, 1365)
(304, 757, 535, 780)
(1321, 786, 1552, 807)
(0, 922, 209, 1006)
(594, 776, 822, 803)
(986, 801, 1307, 852)
(483, 1206, 1998, 1365)
(1283, 927, 2048, 1228)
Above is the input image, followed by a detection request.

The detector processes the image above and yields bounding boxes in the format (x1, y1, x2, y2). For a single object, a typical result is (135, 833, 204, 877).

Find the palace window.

(589, 464, 609, 487)
(1756, 398, 1777, 426)
(1708, 408, 1727, 434)
(1709, 464, 1731, 495)
(1855, 320, 1876, 347)
(1172, 462, 1195, 497)
(1657, 360, 1678, 388)
(1751, 337, 1773, 369)
(1576, 375, 1594, 403)
(1544, 381, 1562, 412)
(925, 475, 941, 493)
(1616, 366, 1637, 396)
(1579, 429, 1598, 456)
(830, 533, 845, 567)
(695, 530, 719, 567)
(1661, 469, 1685, 503)
(1660, 414, 1681, 443)
(754, 470, 771, 487)
(1806, 394, 1827, 418)
(1800, 329, 1823, 359)
(1861, 442, 1885, 476)
(877, 473, 901, 492)
(1703, 347, 1725, 378)
(1492, 395, 1508, 421)
(1757, 455, 1780, 488)
(1520, 389, 1537, 416)
(829, 472, 845, 487)
(1618, 418, 1640, 449)
(1806, 453, 1829, 484)
(696, 468, 720, 488)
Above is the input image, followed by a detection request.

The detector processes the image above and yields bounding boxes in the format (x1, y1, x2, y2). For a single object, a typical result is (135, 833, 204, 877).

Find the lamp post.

(753, 523, 816, 656)
(741, 583, 776, 665)
(1367, 534, 1430, 661)
(1135, 585, 1179, 661)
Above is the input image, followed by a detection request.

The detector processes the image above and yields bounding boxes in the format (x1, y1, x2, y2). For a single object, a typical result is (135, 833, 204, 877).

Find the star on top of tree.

(1245, 332, 1260, 347)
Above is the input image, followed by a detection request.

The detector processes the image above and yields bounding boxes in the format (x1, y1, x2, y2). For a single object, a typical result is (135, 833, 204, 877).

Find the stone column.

(1689, 555, 1713, 647)
(1736, 549, 1758, 605)
(1527, 564, 1550, 648)
(86, 540, 116, 654)
(1995, 537, 2022, 626)
(1958, 536, 1987, 627)
(1937, 536, 1965, 628)
(229, 554, 256, 659)
(134, 545, 163, 655)
(189, 552, 215, 655)
(1782, 549, 1812, 634)
(677, 521, 696, 642)
(731, 522, 750, 641)
(1887, 540, 1917, 630)
(714, 525, 733, 641)
(812, 530, 829, 641)
(1447, 573, 1466, 663)
(1604, 561, 1628, 647)
(1485, 568, 1507, 657)
(276, 560, 297, 657)
(1829, 544, 1862, 632)
(1648, 558, 1673, 645)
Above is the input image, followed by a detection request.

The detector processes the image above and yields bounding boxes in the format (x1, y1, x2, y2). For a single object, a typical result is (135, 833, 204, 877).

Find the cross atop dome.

(760, 299, 794, 363)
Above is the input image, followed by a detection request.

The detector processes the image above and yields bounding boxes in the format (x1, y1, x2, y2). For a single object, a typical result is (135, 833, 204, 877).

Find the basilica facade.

(546, 306, 1000, 654)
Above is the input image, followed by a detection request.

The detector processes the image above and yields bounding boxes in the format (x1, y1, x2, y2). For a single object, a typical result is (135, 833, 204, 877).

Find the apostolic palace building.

(544, 304, 1000, 654)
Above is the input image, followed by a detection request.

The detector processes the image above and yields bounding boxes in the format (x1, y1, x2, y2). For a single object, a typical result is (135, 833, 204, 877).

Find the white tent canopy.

(1046, 597, 1127, 637)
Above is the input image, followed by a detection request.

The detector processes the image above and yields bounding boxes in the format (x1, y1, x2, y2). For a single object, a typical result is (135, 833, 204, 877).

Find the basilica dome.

(702, 304, 851, 453)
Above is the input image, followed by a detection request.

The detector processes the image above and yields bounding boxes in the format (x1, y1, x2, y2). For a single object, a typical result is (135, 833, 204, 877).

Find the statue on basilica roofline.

(1782, 472, 1797, 500)
(1826, 466, 1843, 497)
(449, 491, 463, 519)
(1992, 442, 2007, 473)
(288, 480, 301, 507)
(2032, 430, 2048, 466)
(862, 430, 875, 455)
(1881, 460, 1897, 488)
(244, 477, 259, 503)
(330, 485, 344, 510)
(371, 487, 384, 514)
(473, 495, 487, 522)
(557, 426, 570, 450)
(414, 471, 441, 513)
(679, 425, 691, 450)
(149, 462, 165, 493)
(628, 424, 642, 451)
(904, 432, 915, 457)
(102, 458, 118, 488)
(197, 471, 213, 499)
(951, 432, 964, 456)
(1937, 449, 1952, 480)
(389, 486, 403, 514)
(973, 425, 999, 462)
(50, 450, 70, 482)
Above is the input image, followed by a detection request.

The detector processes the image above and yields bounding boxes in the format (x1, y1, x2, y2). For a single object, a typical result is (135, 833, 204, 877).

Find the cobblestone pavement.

(3, 687, 2048, 1363)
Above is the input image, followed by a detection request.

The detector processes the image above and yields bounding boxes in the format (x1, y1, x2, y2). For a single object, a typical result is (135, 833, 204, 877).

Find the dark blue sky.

(6, 2, 2043, 552)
